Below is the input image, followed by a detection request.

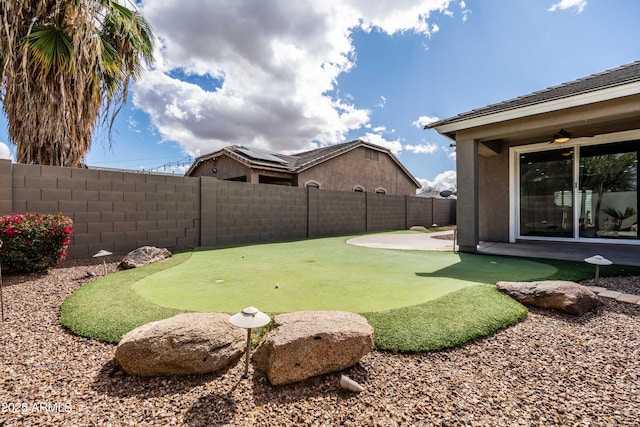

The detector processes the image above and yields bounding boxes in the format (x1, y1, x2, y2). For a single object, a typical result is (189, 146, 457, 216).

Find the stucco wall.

(190, 146, 418, 195)
(191, 156, 251, 181)
(295, 146, 418, 196)
(478, 148, 510, 242)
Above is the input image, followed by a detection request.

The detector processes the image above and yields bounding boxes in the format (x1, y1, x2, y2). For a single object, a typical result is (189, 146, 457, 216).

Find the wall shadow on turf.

(415, 253, 557, 284)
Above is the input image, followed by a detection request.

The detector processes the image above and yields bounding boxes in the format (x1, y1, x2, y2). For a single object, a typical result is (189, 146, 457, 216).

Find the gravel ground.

(0, 258, 639, 426)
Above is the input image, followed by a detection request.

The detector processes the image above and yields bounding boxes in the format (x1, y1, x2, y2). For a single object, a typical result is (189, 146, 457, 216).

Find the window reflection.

(520, 149, 574, 237)
(579, 141, 638, 239)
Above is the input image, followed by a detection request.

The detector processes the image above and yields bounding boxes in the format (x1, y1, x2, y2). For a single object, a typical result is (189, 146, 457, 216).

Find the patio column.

(456, 137, 479, 252)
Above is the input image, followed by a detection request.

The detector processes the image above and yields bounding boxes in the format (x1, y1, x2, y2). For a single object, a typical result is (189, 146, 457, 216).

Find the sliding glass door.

(520, 149, 574, 238)
(518, 140, 638, 241)
(579, 141, 638, 240)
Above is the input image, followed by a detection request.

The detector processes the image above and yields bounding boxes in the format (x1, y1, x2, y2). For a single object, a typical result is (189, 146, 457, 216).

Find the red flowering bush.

(0, 213, 74, 272)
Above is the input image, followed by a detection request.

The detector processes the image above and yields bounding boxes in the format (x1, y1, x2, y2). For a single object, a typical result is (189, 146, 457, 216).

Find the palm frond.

(25, 24, 75, 75)
(0, 0, 155, 167)
(602, 206, 636, 220)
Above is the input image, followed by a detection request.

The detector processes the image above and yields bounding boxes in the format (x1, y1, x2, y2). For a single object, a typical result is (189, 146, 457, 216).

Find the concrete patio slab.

(598, 290, 623, 299)
(585, 286, 609, 294)
(478, 241, 640, 267)
(616, 294, 640, 304)
(347, 231, 457, 251)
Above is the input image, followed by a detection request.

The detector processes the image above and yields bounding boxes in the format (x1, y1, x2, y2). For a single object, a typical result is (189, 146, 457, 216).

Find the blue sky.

(1, 0, 639, 190)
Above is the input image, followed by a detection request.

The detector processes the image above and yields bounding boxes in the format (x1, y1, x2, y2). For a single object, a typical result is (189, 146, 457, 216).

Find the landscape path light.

(584, 255, 612, 284)
(229, 306, 270, 378)
(93, 249, 113, 275)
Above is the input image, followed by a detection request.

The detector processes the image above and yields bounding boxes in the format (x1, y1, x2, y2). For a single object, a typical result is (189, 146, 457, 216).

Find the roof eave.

(426, 81, 640, 137)
(184, 148, 229, 176)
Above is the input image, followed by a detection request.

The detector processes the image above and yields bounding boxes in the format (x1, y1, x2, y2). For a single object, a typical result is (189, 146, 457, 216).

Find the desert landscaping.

(1, 258, 639, 426)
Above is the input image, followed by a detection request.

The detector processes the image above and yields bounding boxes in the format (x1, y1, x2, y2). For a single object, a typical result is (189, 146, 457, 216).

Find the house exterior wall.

(455, 136, 479, 252)
(478, 146, 510, 242)
(451, 93, 640, 250)
(296, 146, 418, 196)
(189, 145, 419, 195)
(191, 156, 252, 181)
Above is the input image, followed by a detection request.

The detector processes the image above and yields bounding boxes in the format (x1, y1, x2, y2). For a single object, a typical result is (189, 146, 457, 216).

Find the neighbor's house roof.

(185, 139, 421, 188)
(425, 61, 640, 139)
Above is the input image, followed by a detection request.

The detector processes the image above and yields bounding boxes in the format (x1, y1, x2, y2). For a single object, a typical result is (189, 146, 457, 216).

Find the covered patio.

(478, 240, 640, 267)
(427, 62, 640, 254)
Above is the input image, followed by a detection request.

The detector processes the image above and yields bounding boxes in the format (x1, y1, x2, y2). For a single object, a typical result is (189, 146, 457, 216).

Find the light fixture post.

(584, 255, 613, 284)
(92, 250, 113, 275)
(229, 306, 270, 379)
(243, 328, 252, 377)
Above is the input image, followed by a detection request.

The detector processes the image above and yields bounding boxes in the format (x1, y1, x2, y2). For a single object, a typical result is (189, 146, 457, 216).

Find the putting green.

(132, 236, 556, 313)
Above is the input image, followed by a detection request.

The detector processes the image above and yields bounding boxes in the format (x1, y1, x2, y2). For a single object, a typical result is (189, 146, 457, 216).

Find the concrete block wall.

(0, 160, 11, 214)
(367, 193, 407, 231)
(315, 190, 366, 236)
(211, 180, 307, 247)
(0, 160, 455, 258)
(407, 197, 433, 227)
(1, 160, 201, 258)
(433, 198, 456, 226)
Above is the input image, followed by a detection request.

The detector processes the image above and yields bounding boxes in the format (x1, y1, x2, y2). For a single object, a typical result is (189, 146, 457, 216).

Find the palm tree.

(0, 0, 154, 167)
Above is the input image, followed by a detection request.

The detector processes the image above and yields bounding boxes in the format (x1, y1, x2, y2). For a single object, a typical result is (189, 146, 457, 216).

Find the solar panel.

(235, 146, 288, 164)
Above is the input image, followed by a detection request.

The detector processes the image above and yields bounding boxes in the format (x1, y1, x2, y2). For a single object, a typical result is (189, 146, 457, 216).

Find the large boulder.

(119, 246, 172, 270)
(253, 311, 374, 386)
(496, 280, 600, 316)
(115, 313, 245, 376)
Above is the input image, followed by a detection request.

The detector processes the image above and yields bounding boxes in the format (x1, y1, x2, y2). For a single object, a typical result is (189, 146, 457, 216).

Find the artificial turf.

(60, 233, 640, 351)
(131, 236, 556, 313)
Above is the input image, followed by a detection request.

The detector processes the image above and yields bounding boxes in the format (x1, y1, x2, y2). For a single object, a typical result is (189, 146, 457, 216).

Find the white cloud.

(462, 9, 471, 22)
(136, 0, 455, 157)
(547, 0, 587, 13)
(0, 142, 12, 160)
(359, 132, 403, 155)
(412, 115, 440, 128)
(443, 145, 456, 160)
(375, 96, 387, 108)
(417, 169, 456, 191)
(460, 1, 471, 22)
(353, 0, 451, 35)
(405, 143, 438, 154)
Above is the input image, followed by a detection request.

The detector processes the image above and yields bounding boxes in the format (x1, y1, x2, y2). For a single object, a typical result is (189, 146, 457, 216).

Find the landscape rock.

(115, 313, 245, 376)
(409, 225, 428, 231)
(119, 246, 172, 270)
(496, 280, 600, 315)
(4, 259, 640, 425)
(253, 311, 374, 385)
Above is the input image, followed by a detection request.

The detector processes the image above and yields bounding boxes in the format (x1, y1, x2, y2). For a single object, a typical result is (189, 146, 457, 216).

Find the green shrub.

(0, 213, 74, 272)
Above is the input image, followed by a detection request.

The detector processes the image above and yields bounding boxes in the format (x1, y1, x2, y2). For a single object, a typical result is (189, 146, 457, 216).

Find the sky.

(1, 0, 639, 191)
